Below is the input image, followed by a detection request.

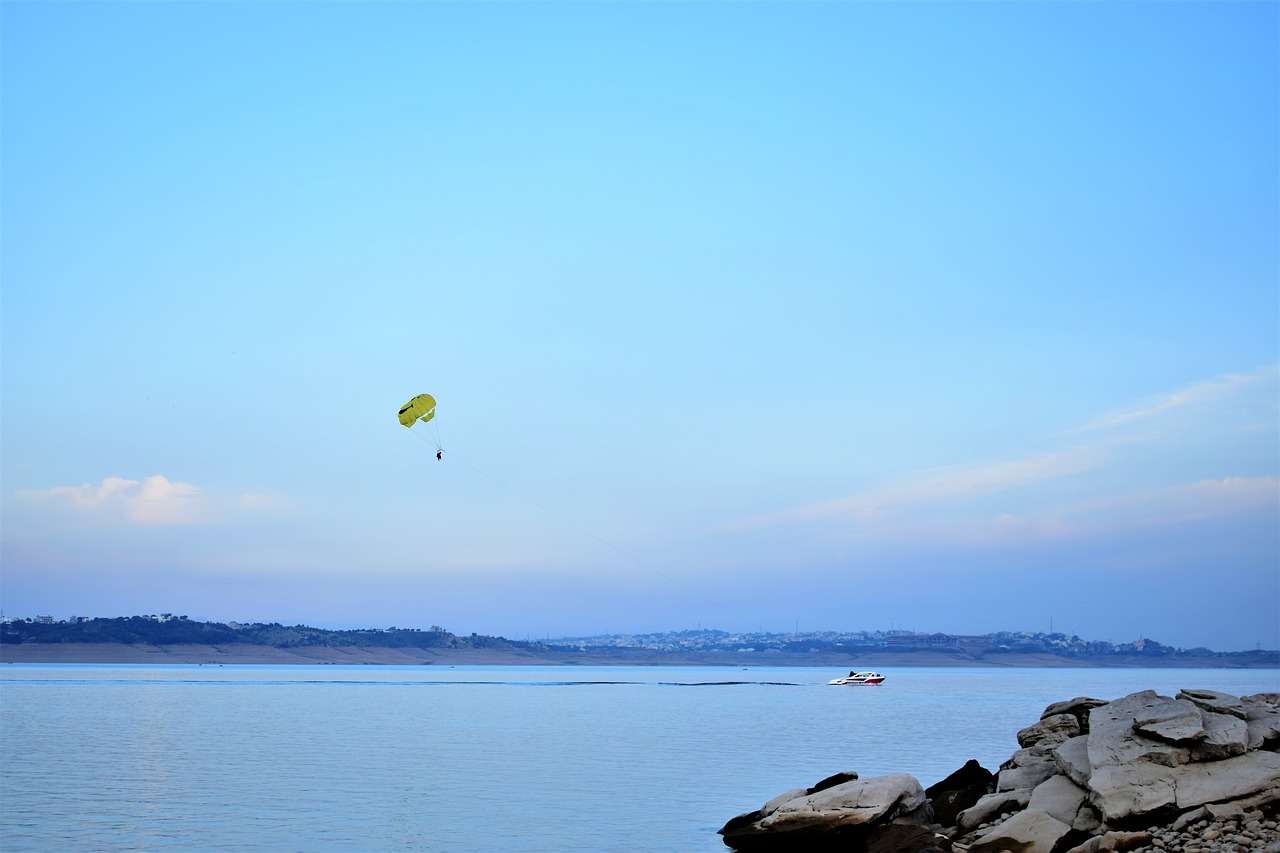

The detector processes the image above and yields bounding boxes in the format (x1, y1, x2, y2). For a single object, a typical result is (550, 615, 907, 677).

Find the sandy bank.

(0, 642, 561, 665)
(5, 642, 1260, 667)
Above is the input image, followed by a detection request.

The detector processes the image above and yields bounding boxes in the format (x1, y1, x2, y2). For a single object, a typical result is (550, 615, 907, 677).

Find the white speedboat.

(828, 670, 886, 685)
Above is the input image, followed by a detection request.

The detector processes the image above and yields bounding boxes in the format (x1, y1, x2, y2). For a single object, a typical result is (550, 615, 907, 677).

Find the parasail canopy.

(398, 393, 436, 427)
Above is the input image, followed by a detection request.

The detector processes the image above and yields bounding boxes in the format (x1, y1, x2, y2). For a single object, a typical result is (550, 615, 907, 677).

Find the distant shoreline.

(3, 642, 1277, 667)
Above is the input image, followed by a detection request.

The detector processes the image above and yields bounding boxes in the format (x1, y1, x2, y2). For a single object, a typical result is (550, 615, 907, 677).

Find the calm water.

(3, 664, 1277, 851)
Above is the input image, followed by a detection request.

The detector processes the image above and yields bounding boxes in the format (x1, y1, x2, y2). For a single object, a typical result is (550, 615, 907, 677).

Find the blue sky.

(3, 1, 1276, 651)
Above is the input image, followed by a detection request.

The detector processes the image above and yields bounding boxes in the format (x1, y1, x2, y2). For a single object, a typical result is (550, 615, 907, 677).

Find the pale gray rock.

(1178, 689, 1248, 720)
(1187, 709, 1248, 761)
(1133, 698, 1207, 744)
(1171, 805, 1208, 831)
(1019, 713, 1082, 748)
(1029, 774, 1102, 834)
(1054, 735, 1092, 788)
(1081, 690, 1280, 822)
(1042, 697, 1108, 734)
(1086, 691, 1191, 771)
(755, 773, 925, 833)
(1172, 749, 1280, 810)
(1244, 692, 1280, 703)
(1089, 739, 1280, 822)
(1241, 693, 1280, 750)
(1062, 830, 1153, 853)
(1203, 801, 1247, 821)
(957, 789, 1031, 832)
(998, 744, 1060, 792)
(968, 808, 1073, 853)
(997, 761, 1059, 793)
(1087, 762, 1177, 823)
(758, 787, 808, 819)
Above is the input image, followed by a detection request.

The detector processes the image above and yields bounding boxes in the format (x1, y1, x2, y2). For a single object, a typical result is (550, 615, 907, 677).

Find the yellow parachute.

(399, 393, 441, 455)
(398, 393, 436, 427)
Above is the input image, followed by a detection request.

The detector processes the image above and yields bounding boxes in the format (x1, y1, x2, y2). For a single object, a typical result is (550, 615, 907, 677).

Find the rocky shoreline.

(719, 689, 1280, 853)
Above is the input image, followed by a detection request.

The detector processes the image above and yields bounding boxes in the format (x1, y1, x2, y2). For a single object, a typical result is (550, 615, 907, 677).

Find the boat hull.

(828, 671, 886, 685)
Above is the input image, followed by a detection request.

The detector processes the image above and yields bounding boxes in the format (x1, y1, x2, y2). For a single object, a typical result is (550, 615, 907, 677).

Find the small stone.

(1204, 831, 1222, 842)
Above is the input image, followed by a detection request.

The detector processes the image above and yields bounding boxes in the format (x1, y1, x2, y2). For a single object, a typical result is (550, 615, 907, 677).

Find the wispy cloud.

(735, 447, 1104, 530)
(976, 475, 1279, 544)
(1068, 366, 1278, 434)
(733, 367, 1279, 538)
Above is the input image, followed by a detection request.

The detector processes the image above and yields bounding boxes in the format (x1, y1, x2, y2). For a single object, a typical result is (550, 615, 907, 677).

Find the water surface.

(3, 664, 1276, 851)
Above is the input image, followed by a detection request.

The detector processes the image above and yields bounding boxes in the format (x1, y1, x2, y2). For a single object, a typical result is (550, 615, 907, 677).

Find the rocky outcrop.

(719, 689, 1280, 853)
(927, 759, 995, 827)
(719, 772, 931, 851)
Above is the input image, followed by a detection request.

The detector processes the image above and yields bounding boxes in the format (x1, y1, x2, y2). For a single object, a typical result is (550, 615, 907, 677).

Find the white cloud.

(16, 476, 289, 527)
(18, 475, 206, 526)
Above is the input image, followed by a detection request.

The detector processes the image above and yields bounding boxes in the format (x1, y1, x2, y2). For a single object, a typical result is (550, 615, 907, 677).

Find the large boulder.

(1086, 762, 1178, 824)
(925, 759, 994, 827)
(757, 772, 858, 819)
(1083, 691, 1190, 822)
(1041, 697, 1108, 734)
(997, 745, 1059, 792)
(759, 773, 925, 832)
(968, 808, 1074, 853)
(1188, 707, 1249, 761)
(1019, 713, 1082, 748)
(1053, 735, 1092, 788)
(956, 789, 1032, 832)
(758, 787, 808, 819)
(1086, 691, 1192, 770)
(1132, 698, 1207, 744)
(1170, 749, 1280, 811)
(1178, 688, 1248, 720)
(1031, 773, 1103, 834)
(720, 773, 926, 851)
(1241, 693, 1280, 749)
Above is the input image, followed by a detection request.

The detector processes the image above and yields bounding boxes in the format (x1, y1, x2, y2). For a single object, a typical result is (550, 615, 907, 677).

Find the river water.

(2, 664, 1277, 851)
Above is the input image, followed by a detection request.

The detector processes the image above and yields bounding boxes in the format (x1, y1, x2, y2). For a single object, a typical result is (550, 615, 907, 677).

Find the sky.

(2, 1, 1277, 652)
